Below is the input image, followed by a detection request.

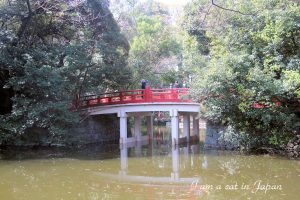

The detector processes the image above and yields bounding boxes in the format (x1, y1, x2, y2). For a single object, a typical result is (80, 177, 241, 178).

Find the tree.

(0, 0, 131, 145)
(184, 0, 300, 149)
(128, 14, 182, 88)
(110, 0, 185, 88)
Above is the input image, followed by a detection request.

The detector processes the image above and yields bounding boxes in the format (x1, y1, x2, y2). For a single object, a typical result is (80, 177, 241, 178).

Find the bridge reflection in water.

(96, 141, 208, 198)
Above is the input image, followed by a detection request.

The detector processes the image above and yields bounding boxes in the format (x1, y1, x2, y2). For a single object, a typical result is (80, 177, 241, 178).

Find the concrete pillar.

(183, 145, 190, 170)
(184, 145, 189, 155)
(191, 144, 199, 168)
(183, 114, 190, 143)
(191, 144, 198, 154)
(134, 142, 142, 157)
(118, 111, 127, 144)
(134, 115, 142, 141)
(146, 116, 153, 139)
(170, 109, 179, 146)
(171, 146, 179, 180)
(119, 145, 128, 175)
(192, 115, 199, 137)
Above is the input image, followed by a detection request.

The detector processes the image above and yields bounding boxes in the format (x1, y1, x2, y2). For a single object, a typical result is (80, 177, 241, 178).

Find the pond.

(0, 139, 299, 200)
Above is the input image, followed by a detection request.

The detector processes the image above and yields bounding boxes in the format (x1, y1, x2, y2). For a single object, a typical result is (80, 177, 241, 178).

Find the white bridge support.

(119, 145, 128, 176)
(170, 109, 179, 146)
(118, 111, 127, 144)
(171, 146, 179, 180)
(192, 115, 199, 137)
(134, 116, 142, 141)
(183, 114, 190, 143)
(87, 103, 200, 146)
(146, 116, 153, 139)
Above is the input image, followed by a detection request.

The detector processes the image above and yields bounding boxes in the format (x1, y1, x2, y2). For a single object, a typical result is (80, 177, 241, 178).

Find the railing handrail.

(75, 87, 191, 108)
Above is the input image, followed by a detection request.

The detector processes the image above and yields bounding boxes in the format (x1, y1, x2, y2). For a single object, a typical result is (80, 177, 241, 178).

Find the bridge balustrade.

(77, 87, 191, 108)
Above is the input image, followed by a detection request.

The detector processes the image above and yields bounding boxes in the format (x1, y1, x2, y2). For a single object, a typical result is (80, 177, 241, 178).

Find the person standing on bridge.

(174, 81, 179, 88)
(141, 79, 146, 89)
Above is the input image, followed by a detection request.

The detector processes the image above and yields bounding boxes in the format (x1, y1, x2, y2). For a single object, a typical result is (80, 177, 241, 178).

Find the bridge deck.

(87, 102, 200, 116)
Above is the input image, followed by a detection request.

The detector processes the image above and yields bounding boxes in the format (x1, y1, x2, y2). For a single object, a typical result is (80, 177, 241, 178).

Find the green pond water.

(0, 141, 299, 200)
(0, 125, 299, 200)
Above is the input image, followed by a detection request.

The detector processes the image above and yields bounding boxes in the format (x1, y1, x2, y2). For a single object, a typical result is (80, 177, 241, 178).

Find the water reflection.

(0, 143, 299, 200)
(113, 143, 201, 184)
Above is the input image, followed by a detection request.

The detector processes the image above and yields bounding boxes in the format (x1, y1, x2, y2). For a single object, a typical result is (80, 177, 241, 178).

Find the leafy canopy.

(0, 0, 131, 144)
(184, 0, 300, 148)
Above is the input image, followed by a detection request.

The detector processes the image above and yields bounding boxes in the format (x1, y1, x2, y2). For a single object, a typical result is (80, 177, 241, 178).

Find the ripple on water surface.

(0, 144, 299, 200)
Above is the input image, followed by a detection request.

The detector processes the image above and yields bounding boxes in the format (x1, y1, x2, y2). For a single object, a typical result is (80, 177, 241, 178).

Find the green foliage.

(185, 0, 300, 149)
(0, 0, 131, 145)
(181, 33, 208, 77)
(128, 14, 182, 88)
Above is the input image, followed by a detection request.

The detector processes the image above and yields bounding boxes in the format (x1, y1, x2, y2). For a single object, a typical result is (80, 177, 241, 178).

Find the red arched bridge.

(76, 86, 199, 146)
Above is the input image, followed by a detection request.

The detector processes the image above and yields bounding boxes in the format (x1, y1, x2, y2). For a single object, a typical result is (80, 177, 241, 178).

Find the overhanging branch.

(211, 0, 254, 16)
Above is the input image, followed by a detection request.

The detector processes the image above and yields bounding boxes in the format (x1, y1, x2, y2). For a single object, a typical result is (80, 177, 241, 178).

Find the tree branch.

(211, 0, 253, 16)
(26, 0, 32, 15)
(201, 4, 212, 27)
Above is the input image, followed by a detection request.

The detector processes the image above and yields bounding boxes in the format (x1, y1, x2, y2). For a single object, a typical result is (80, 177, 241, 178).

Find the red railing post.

(145, 86, 152, 102)
(171, 88, 178, 100)
(119, 91, 123, 103)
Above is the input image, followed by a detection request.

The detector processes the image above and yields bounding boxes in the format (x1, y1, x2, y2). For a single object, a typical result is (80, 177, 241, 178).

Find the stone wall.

(67, 114, 120, 145)
(7, 114, 120, 147)
(286, 135, 300, 158)
(203, 122, 225, 149)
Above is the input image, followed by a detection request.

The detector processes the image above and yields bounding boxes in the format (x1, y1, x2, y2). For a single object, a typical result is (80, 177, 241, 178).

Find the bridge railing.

(76, 86, 191, 108)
